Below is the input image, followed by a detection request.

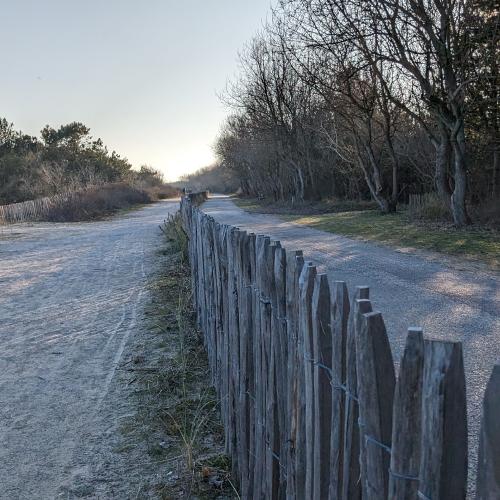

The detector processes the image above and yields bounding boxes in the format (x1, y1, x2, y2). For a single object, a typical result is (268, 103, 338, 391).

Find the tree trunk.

(434, 125, 452, 206)
(359, 162, 391, 213)
(492, 142, 499, 199)
(450, 126, 471, 227)
(363, 147, 396, 213)
(295, 165, 305, 202)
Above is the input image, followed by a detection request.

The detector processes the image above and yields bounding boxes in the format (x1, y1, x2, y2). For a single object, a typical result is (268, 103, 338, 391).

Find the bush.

(146, 184, 179, 200)
(472, 199, 500, 230)
(44, 183, 154, 222)
(408, 193, 451, 222)
(161, 212, 188, 263)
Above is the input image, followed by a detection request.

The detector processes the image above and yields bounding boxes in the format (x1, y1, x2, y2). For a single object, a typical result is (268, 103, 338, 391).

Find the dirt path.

(2, 196, 498, 496)
(0, 201, 179, 499)
(203, 195, 500, 484)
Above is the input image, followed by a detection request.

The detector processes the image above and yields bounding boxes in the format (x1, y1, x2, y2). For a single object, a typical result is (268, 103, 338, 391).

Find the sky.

(2, 0, 273, 181)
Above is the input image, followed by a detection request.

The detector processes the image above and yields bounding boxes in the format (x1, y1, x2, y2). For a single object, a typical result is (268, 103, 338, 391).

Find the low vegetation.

(40, 183, 169, 222)
(128, 212, 236, 498)
(0, 118, 176, 207)
(235, 197, 500, 269)
(0, 118, 177, 215)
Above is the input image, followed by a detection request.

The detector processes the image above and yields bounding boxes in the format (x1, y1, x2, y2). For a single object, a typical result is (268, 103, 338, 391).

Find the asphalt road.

(202, 195, 499, 487)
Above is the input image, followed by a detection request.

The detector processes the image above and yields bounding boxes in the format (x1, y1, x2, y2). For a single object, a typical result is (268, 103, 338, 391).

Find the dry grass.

(42, 183, 154, 221)
(126, 215, 237, 499)
(235, 196, 500, 270)
(0, 183, 180, 223)
(234, 195, 377, 215)
(160, 212, 189, 264)
(146, 184, 179, 200)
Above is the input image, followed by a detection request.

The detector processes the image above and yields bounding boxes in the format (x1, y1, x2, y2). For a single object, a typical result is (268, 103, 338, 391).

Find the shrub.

(408, 193, 451, 222)
(146, 184, 179, 200)
(472, 199, 500, 230)
(44, 183, 154, 222)
(161, 212, 188, 263)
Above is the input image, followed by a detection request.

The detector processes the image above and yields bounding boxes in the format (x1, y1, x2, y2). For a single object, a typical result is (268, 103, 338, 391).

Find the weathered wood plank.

(285, 250, 304, 499)
(245, 233, 257, 499)
(219, 224, 231, 453)
(356, 309, 395, 500)
(210, 221, 223, 394)
(203, 217, 216, 382)
(476, 361, 500, 499)
(265, 242, 280, 499)
(419, 339, 468, 500)
(297, 262, 317, 500)
(342, 286, 369, 500)
(273, 245, 288, 496)
(235, 230, 248, 493)
(388, 327, 424, 500)
(227, 227, 241, 472)
(328, 280, 350, 500)
(252, 234, 270, 499)
(312, 273, 332, 500)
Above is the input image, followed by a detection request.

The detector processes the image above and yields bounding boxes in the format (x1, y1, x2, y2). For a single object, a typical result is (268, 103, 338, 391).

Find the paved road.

(202, 196, 499, 483)
(0, 201, 178, 499)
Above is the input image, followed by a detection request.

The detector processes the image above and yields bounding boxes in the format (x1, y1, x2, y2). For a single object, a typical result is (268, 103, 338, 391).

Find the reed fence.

(0, 189, 90, 224)
(180, 194, 499, 499)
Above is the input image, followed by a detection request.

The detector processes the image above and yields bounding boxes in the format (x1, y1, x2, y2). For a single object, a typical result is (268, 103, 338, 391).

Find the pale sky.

(2, 1, 273, 181)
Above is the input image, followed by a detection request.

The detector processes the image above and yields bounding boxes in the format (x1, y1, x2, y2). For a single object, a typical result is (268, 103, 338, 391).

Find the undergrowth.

(160, 212, 189, 263)
(129, 213, 237, 498)
(44, 183, 156, 222)
(235, 196, 499, 269)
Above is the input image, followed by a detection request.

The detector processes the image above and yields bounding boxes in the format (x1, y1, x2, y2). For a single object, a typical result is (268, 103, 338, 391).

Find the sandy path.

(202, 196, 500, 484)
(0, 201, 178, 499)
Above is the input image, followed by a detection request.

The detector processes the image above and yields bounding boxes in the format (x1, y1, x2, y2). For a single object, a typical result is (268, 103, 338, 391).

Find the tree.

(0, 118, 137, 204)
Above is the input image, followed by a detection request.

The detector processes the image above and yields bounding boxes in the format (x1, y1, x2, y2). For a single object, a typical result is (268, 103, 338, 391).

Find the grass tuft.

(129, 212, 235, 499)
(289, 210, 500, 269)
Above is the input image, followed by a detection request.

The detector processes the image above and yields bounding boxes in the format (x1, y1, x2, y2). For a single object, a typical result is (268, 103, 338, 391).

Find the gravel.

(0, 201, 178, 499)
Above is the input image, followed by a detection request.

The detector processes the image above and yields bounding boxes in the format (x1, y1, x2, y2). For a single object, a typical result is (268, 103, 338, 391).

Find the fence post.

(298, 262, 317, 499)
(285, 250, 304, 499)
(227, 227, 241, 472)
(356, 308, 395, 500)
(312, 273, 332, 499)
(419, 339, 468, 500)
(219, 224, 230, 453)
(211, 221, 223, 393)
(273, 246, 288, 496)
(245, 233, 257, 499)
(252, 235, 270, 499)
(235, 230, 249, 493)
(476, 361, 500, 499)
(265, 241, 280, 499)
(329, 280, 350, 500)
(389, 327, 424, 499)
(195, 210, 205, 328)
(203, 216, 216, 381)
(342, 286, 369, 500)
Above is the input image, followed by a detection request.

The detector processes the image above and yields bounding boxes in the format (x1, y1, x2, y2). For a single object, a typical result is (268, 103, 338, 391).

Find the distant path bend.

(202, 195, 499, 479)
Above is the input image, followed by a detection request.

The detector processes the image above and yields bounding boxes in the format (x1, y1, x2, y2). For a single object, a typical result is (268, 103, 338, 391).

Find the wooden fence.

(180, 195, 499, 499)
(185, 190, 209, 205)
(0, 190, 86, 224)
